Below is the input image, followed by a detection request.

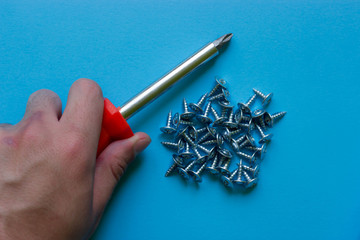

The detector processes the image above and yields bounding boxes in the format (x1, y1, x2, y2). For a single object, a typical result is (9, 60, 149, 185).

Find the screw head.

(215, 77, 227, 89)
(261, 93, 273, 106)
(233, 179, 247, 186)
(196, 114, 213, 125)
(218, 100, 232, 108)
(160, 126, 177, 134)
(259, 133, 273, 144)
(188, 170, 203, 183)
(188, 126, 198, 141)
(217, 148, 233, 158)
(221, 175, 234, 188)
(263, 112, 273, 128)
(244, 177, 258, 188)
(207, 165, 219, 175)
(230, 138, 240, 152)
(178, 168, 190, 180)
(172, 154, 184, 166)
(212, 117, 226, 127)
(172, 112, 180, 128)
(218, 166, 230, 176)
(237, 103, 251, 116)
(189, 103, 203, 114)
(180, 112, 196, 120)
(255, 144, 267, 160)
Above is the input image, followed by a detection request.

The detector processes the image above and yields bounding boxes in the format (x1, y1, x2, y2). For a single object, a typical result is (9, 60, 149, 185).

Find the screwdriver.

(98, 33, 233, 156)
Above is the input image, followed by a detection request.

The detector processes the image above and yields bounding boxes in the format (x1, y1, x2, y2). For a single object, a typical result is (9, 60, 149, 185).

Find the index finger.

(60, 79, 104, 154)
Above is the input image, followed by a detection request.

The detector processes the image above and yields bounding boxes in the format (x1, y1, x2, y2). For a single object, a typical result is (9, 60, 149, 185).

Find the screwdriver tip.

(213, 33, 233, 50)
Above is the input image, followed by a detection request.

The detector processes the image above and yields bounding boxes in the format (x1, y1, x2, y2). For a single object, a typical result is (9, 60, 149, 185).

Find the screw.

(238, 134, 256, 149)
(211, 106, 226, 126)
(188, 126, 198, 141)
(160, 110, 177, 134)
(208, 77, 227, 97)
(192, 147, 209, 163)
(165, 154, 185, 177)
(198, 126, 217, 143)
(161, 138, 185, 152)
(206, 155, 219, 175)
(172, 112, 180, 129)
(178, 160, 197, 180)
(188, 161, 208, 183)
(197, 144, 217, 159)
(217, 148, 233, 176)
(263, 111, 287, 128)
(208, 88, 230, 102)
(255, 124, 273, 144)
(177, 127, 197, 147)
(233, 160, 246, 186)
(243, 171, 258, 188)
(180, 98, 196, 120)
(223, 109, 238, 129)
(189, 93, 208, 114)
(179, 120, 195, 126)
(230, 134, 247, 151)
(236, 150, 258, 165)
(196, 102, 213, 125)
(253, 88, 273, 106)
(238, 93, 257, 116)
(221, 168, 238, 189)
(245, 143, 267, 160)
(179, 142, 196, 160)
(252, 109, 266, 129)
(242, 164, 260, 177)
(222, 128, 242, 142)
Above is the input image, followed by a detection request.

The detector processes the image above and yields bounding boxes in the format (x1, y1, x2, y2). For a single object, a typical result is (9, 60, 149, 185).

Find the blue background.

(1, 1, 360, 239)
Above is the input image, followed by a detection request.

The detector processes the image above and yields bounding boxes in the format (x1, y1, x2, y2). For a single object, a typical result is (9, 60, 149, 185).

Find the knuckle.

(108, 151, 135, 181)
(63, 133, 87, 158)
(74, 78, 103, 99)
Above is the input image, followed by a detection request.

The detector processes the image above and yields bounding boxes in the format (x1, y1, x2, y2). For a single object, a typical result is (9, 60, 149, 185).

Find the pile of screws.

(160, 77, 286, 189)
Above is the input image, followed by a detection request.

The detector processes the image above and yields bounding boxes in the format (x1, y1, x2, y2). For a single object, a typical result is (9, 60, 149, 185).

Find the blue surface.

(1, 1, 360, 239)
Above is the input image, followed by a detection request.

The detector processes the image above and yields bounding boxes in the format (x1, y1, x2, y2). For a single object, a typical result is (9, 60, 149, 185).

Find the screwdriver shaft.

(120, 34, 232, 120)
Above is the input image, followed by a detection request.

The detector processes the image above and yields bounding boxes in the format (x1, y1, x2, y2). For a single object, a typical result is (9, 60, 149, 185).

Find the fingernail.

(134, 136, 151, 155)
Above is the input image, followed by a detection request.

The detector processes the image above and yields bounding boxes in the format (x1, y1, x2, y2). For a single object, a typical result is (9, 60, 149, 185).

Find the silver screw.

(198, 126, 217, 143)
(165, 154, 185, 177)
(160, 110, 177, 134)
(222, 128, 242, 142)
(263, 111, 287, 128)
(255, 124, 273, 144)
(208, 88, 230, 102)
(197, 144, 217, 159)
(245, 143, 267, 160)
(236, 150, 258, 165)
(177, 127, 197, 147)
(161, 138, 185, 152)
(237, 93, 257, 116)
(206, 155, 219, 175)
(216, 148, 233, 176)
(230, 134, 247, 151)
(242, 164, 260, 177)
(179, 120, 195, 126)
(208, 77, 227, 97)
(252, 109, 266, 129)
(211, 106, 226, 126)
(238, 134, 256, 149)
(233, 160, 246, 186)
(189, 93, 208, 114)
(243, 171, 258, 188)
(196, 102, 213, 125)
(188, 161, 208, 183)
(223, 109, 238, 129)
(178, 160, 197, 180)
(179, 142, 196, 160)
(253, 88, 273, 106)
(221, 168, 238, 188)
(180, 98, 195, 120)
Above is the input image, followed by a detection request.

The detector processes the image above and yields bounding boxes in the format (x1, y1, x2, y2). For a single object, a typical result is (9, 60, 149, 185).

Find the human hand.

(0, 79, 151, 239)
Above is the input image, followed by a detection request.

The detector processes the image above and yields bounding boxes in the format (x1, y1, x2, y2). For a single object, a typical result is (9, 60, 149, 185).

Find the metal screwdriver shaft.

(119, 33, 233, 119)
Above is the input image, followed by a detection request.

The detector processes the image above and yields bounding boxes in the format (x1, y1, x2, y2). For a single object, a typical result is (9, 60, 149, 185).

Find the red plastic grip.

(97, 98, 134, 156)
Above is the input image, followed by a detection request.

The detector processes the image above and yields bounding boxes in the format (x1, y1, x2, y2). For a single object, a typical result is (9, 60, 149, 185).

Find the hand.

(0, 79, 151, 239)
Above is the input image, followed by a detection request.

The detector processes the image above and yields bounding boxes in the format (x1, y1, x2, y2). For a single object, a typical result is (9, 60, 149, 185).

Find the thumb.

(92, 132, 151, 217)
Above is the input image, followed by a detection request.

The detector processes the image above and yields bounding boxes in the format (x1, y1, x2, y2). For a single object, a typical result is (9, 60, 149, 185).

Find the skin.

(0, 79, 151, 240)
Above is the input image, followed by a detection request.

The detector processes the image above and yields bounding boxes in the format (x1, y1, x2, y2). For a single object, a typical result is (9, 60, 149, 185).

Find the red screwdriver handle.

(97, 98, 134, 156)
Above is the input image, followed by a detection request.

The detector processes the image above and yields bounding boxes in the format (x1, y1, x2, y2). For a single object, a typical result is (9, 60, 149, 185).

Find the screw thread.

(245, 93, 257, 107)
(271, 111, 287, 121)
(204, 102, 212, 117)
(243, 171, 251, 181)
(235, 135, 246, 144)
(183, 133, 196, 147)
(202, 140, 218, 145)
(253, 89, 266, 100)
(180, 120, 195, 126)
(211, 107, 220, 119)
(229, 128, 242, 137)
(242, 116, 251, 122)
(193, 148, 201, 159)
(165, 163, 177, 177)
(258, 117, 266, 129)
(236, 160, 243, 180)
(255, 124, 266, 138)
(210, 156, 218, 169)
(183, 98, 189, 113)
(222, 158, 231, 169)
(236, 151, 251, 160)
(245, 145, 258, 151)
(198, 132, 211, 143)
(196, 127, 207, 134)
(229, 168, 238, 180)
(197, 144, 210, 154)
(166, 111, 172, 127)
(197, 93, 208, 106)
(196, 162, 207, 174)
(185, 160, 196, 171)
(228, 111, 234, 122)
(185, 142, 190, 153)
(221, 107, 228, 118)
(238, 138, 252, 149)
(243, 165, 256, 174)
(161, 141, 178, 149)
(209, 92, 225, 101)
(209, 82, 221, 96)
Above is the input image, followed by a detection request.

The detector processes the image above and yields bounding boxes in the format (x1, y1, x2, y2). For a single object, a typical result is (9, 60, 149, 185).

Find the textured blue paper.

(1, 1, 359, 239)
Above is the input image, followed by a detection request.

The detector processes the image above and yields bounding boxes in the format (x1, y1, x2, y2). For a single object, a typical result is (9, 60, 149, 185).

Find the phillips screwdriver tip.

(213, 33, 233, 50)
